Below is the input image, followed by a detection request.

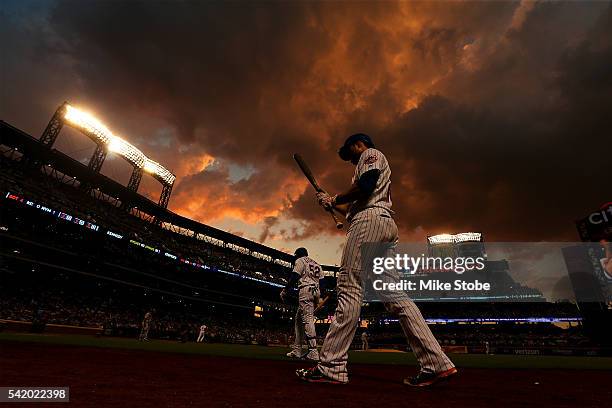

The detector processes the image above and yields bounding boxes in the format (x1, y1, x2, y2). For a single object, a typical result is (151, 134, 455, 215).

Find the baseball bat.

(314, 294, 331, 314)
(293, 153, 343, 229)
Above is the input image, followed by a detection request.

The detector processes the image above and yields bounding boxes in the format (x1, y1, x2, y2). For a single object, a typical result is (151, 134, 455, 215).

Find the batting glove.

(316, 192, 336, 209)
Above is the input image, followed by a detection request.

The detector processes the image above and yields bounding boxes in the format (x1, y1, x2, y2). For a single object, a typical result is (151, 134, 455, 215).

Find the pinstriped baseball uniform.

(317, 148, 454, 383)
(292, 256, 322, 351)
(346, 148, 392, 219)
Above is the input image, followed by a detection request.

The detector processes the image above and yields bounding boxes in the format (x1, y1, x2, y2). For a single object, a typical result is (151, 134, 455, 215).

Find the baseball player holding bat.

(281, 247, 324, 361)
(296, 133, 457, 386)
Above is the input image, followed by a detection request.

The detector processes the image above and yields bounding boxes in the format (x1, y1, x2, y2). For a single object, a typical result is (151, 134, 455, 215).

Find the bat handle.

(327, 207, 343, 229)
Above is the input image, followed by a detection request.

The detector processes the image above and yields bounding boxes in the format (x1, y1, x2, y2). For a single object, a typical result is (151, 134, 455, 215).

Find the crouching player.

(281, 248, 323, 361)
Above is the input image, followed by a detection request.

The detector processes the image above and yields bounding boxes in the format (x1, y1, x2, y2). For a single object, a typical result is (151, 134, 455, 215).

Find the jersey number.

(308, 263, 321, 278)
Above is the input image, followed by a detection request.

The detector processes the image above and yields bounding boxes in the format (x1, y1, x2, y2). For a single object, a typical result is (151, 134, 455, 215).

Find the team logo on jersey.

(364, 155, 378, 165)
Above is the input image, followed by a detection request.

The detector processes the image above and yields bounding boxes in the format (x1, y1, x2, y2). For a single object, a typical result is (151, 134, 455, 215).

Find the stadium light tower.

(41, 102, 176, 208)
(144, 158, 176, 208)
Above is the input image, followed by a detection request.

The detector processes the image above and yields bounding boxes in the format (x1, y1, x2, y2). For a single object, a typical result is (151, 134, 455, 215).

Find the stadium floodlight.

(144, 158, 176, 185)
(64, 104, 145, 168)
(428, 234, 455, 245)
(454, 232, 482, 243)
(64, 105, 113, 145)
(62, 104, 174, 184)
(107, 137, 145, 168)
(428, 232, 483, 245)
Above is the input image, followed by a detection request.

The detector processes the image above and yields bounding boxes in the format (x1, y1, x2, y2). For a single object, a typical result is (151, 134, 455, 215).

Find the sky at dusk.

(1, 0, 611, 265)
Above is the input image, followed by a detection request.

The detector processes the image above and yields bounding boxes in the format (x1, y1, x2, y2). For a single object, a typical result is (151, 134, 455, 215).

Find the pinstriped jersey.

(347, 148, 392, 220)
(293, 256, 322, 288)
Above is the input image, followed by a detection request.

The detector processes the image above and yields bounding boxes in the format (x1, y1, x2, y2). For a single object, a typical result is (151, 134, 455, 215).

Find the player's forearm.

(335, 184, 366, 205)
(284, 272, 299, 291)
(334, 169, 380, 205)
(328, 186, 361, 216)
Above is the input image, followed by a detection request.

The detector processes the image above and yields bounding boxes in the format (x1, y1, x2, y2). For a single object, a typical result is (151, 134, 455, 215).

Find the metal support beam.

(88, 144, 108, 173)
(119, 167, 144, 211)
(79, 143, 107, 192)
(158, 183, 173, 209)
(127, 167, 143, 192)
(40, 102, 68, 147)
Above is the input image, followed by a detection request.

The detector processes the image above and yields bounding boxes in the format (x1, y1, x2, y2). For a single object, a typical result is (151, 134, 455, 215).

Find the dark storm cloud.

(336, 1, 611, 241)
(2, 0, 610, 245)
(46, 1, 335, 157)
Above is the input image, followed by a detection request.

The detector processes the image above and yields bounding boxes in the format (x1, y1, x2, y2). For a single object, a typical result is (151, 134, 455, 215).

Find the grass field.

(1, 332, 611, 370)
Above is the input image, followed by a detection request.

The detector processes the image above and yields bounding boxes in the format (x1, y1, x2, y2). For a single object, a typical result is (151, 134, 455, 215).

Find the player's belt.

(348, 206, 393, 222)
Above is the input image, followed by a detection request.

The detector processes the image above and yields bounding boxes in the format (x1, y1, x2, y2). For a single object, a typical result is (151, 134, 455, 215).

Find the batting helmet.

(338, 133, 375, 161)
(294, 247, 308, 258)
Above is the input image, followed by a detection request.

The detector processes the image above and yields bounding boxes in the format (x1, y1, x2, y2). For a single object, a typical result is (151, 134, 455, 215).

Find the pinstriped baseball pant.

(293, 286, 319, 350)
(318, 208, 454, 383)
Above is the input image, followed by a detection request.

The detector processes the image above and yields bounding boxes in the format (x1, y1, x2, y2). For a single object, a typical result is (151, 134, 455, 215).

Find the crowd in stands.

(0, 284, 291, 345)
(435, 327, 592, 349)
(0, 155, 293, 287)
(360, 323, 594, 352)
(363, 301, 581, 320)
(0, 284, 592, 351)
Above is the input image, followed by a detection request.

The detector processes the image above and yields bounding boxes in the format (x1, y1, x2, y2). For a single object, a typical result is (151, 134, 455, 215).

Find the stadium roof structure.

(0, 120, 338, 271)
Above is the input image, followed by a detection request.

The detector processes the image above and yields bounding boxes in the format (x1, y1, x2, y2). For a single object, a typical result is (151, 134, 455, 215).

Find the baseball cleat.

(304, 349, 320, 361)
(286, 350, 306, 358)
(296, 367, 344, 384)
(403, 367, 458, 387)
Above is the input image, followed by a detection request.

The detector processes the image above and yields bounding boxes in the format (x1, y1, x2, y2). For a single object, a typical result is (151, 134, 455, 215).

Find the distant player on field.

(296, 133, 456, 386)
(281, 247, 323, 361)
(139, 311, 152, 341)
(361, 331, 369, 351)
(197, 324, 208, 343)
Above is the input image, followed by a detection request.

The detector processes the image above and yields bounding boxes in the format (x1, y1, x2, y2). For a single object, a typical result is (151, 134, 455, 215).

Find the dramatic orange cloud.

(2, 1, 611, 263)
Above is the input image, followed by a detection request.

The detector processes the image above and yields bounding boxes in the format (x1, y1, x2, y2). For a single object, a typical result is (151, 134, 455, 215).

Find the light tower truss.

(41, 102, 176, 208)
